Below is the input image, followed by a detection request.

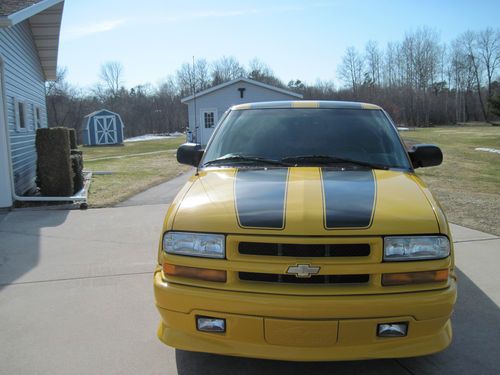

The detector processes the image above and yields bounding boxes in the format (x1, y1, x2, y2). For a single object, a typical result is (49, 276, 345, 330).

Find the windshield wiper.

(281, 155, 390, 170)
(203, 154, 290, 167)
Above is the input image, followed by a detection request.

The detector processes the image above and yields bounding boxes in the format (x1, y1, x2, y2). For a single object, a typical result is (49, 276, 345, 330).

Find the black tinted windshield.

(202, 108, 411, 169)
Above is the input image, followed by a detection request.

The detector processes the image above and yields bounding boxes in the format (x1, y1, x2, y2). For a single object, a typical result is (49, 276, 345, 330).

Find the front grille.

(238, 242, 370, 257)
(239, 272, 369, 284)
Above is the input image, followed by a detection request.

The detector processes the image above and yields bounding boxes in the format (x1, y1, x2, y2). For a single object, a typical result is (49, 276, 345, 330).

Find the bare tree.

(211, 56, 246, 85)
(99, 61, 124, 97)
(247, 58, 284, 87)
(384, 42, 399, 87)
(338, 46, 364, 96)
(365, 40, 382, 86)
(462, 31, 488, 121)
(175, 59, 211, 97)
(46, 67, 84, 132)
(477, 28, 500, 118)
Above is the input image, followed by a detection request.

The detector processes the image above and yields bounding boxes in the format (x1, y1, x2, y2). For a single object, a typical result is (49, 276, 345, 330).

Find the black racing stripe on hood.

(234, 168, 289, 229)
(321, 169, 376, 229)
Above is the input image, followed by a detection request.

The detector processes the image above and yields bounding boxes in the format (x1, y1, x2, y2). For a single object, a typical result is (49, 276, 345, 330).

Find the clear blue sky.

(58, 0, 500, 89)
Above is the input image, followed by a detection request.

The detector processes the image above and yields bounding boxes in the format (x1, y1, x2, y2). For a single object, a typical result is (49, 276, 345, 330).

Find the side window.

(203, 111, 215, 128)
(15, 99, 27, 131)
(34, 106, 42, 129)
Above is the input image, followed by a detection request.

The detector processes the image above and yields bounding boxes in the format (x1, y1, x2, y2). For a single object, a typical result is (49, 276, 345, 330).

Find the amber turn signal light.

(163, 263, 227, 282)
(382, 269, 449, 286)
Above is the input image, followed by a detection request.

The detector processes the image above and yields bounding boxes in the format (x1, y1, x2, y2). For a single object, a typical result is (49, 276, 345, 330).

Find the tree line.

(47, 27, 500, 142)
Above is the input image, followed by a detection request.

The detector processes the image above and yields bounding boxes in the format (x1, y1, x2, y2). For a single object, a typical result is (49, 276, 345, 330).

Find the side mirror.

(177, 143, 204, 167)
(408, 144, 443, 168)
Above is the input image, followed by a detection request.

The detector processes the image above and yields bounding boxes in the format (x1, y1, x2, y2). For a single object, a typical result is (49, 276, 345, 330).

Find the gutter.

(0, 0, 64, 28)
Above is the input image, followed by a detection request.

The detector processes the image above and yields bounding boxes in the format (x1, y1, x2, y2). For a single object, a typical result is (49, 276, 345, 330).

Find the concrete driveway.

(0, 175, 499, 374)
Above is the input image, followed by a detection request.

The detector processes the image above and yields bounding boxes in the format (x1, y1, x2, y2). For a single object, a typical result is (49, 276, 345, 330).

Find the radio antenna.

(192, 55, 197, 144)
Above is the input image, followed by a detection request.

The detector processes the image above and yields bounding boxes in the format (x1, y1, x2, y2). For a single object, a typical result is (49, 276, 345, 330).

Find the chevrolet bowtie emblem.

(286, 264, 321, 278)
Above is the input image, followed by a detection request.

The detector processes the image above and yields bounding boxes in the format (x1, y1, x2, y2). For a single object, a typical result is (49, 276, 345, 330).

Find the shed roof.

(83, 109, 124, 131)
(181, 77, 303, 103)
(0, 0, 64, 81)
(83, 109, 120, 118)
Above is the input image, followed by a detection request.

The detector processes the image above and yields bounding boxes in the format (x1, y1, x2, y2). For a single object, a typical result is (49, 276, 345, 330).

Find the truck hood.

(172, 167, 440, 236)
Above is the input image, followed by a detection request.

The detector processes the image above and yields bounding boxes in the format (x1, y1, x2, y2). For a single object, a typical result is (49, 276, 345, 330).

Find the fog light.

(196, 316, 226, 333)
(377, 322, 408, 337)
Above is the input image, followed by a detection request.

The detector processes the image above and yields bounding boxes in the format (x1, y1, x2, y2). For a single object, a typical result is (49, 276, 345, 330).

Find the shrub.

(36, 127, 73, 196)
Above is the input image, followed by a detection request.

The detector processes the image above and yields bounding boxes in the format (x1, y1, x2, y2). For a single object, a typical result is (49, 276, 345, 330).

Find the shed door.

(200, 109, 218, 145)
(94, 115, 117, 145)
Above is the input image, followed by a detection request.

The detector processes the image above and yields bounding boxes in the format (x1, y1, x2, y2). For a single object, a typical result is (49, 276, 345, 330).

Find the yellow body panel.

(171, 168, 440, 236)
(155, 165, 457, 361)
(155, 271, 456, 360)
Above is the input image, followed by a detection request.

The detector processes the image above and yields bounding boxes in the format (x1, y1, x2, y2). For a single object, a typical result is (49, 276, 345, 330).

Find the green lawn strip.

(82, 137, 189, 207)
(85, 149, 174, 162)
(401, 126, 500, 235)
(80, 138, 183, 159)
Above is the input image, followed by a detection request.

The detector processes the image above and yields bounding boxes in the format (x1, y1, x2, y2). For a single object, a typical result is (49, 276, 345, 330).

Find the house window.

(204, 111, 215, 128)
(15, 100, 27, 131)
(34, 106, 42, 128)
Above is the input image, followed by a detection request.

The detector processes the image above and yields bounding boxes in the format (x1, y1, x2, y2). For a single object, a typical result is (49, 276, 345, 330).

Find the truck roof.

(231, 100, 382, 111)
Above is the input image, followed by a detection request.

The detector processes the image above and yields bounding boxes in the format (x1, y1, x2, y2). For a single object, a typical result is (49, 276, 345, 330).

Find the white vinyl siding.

(0, 20, 48, 195)
(185, 81, 301, 145)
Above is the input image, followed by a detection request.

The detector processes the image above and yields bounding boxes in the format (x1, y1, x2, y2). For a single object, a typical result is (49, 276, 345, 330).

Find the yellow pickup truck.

(154, 101, 456, 361)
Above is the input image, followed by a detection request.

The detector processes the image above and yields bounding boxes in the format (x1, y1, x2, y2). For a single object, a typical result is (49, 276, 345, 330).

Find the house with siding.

(0, 0, 64, 208)
(181, 78, 303, 146)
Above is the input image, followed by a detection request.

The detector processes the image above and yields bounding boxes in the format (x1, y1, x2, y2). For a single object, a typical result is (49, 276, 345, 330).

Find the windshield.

(202, 108, 411, 169)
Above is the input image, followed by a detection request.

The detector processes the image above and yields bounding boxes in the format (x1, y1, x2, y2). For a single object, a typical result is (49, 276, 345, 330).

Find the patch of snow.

(397, 127, 410, 131)
(124, 133, 184, 143)
(475, 147, 500, 154)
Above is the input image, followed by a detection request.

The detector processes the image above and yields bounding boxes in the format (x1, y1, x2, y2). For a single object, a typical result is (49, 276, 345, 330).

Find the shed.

(181, 77, 303, 145)
(0, 0, 65, 208)
(82, 109, 125, 146)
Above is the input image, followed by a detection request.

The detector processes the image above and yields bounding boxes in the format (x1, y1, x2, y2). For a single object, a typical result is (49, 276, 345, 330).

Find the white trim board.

(0, 56, 13, 207)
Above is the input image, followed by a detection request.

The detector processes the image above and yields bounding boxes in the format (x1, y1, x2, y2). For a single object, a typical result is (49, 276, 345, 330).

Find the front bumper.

(154, 271, 457, 361)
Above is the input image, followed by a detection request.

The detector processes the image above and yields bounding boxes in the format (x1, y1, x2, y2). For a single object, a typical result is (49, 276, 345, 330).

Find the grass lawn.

(401, 125, 500, 236)
(81, 137, 190, 207)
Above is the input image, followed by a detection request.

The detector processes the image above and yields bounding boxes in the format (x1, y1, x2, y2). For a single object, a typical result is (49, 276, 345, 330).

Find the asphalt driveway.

(0, 175, 499, 374)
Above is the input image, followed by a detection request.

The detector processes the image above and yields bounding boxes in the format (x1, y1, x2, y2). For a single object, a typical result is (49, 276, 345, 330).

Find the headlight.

(384, 236, 450, 261)
(163, 232, 225, 259)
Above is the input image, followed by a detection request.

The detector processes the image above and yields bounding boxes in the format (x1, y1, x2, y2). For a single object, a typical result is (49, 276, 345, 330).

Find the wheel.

(80, 203, 88, 210)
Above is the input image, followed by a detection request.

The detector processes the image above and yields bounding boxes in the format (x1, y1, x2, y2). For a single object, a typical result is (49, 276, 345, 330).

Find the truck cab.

(154, 101, 456, 361)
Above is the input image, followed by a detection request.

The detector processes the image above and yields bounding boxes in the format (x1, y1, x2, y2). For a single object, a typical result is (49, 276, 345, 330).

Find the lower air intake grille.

(239, 272, 369, 284)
